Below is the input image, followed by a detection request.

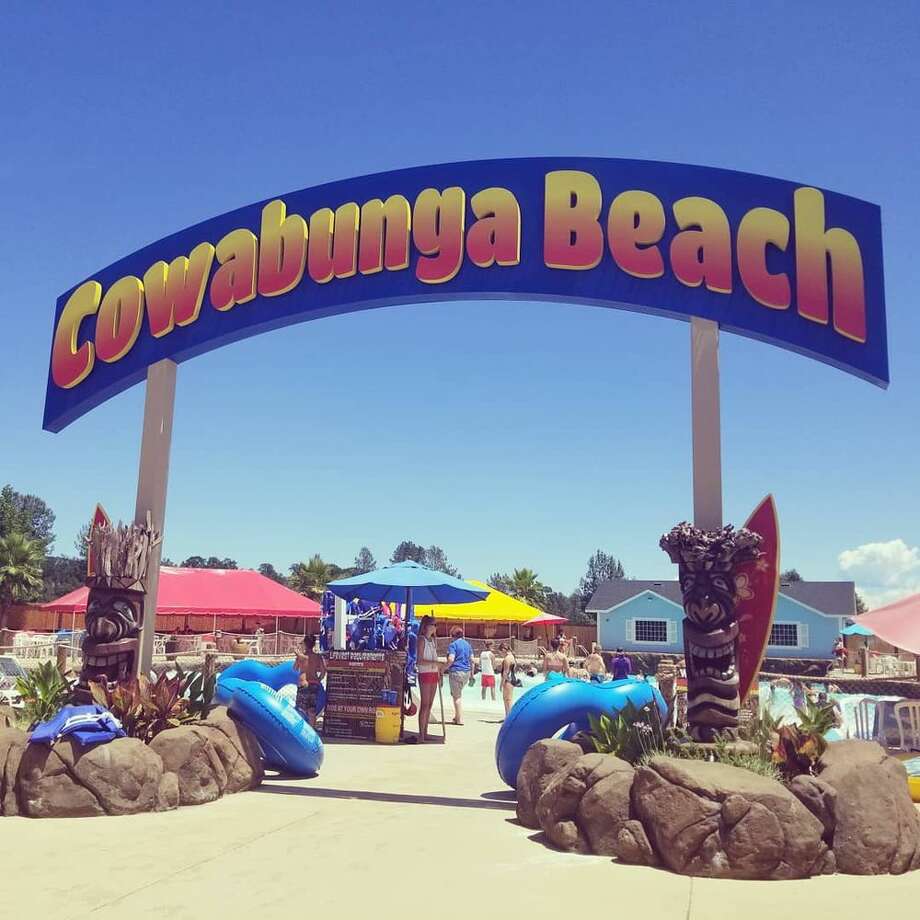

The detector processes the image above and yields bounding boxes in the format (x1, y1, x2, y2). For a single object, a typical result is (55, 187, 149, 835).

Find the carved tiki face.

(661, 523, 762, 743)
(81, 589, 142, 685)
(678, 558, 741, 730)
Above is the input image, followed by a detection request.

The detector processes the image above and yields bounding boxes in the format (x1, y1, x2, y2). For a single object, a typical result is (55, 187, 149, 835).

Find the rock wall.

(0, 706, 262, 819)
(516, 738, 920, 879)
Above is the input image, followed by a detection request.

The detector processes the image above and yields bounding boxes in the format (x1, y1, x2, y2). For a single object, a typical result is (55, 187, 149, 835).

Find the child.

(479, 640, 497, 701)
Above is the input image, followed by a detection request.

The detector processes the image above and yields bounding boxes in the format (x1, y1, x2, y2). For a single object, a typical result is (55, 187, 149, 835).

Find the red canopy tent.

(857, 592, 920, 656)
(42, 566, 321, 634)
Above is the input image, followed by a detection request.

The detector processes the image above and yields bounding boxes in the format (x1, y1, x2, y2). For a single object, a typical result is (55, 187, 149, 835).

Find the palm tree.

(0, 532, 44, 630)
(507, 568, 546, 608)
(288, 554, 341, 600)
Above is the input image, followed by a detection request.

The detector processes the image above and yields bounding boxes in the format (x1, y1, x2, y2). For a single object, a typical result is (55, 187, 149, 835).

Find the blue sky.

(2, 2, 918, 605)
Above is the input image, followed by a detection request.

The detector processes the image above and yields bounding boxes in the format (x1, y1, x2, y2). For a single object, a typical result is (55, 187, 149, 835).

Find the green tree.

(258, 562, 287, 585)
(352, 547, 377, 575)
(289, 554, 342, 600)
(780, 568, 803, 583)
(0, 532, 45, 629)
(74, 522, 91, 560)
(577, 550, 625, 611)
(488, 572, 513, 594)
(390, 541, 427, 564)
(855, 591, 868, 614)
(180, 555, 238, 569)
(506, 568, 546, 607)
(423, 545, 458, 577)
(40, 555, 85, 601)
(0, 485, 56, 552)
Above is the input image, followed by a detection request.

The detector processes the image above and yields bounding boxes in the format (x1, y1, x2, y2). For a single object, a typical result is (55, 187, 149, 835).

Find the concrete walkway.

(4, 707, 919, 918)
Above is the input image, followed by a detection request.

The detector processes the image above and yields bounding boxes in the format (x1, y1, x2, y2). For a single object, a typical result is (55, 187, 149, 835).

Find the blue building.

(587, 580, 855, 659)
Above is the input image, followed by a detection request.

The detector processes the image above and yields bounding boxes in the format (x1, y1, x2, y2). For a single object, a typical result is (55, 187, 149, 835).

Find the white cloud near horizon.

(838, 539, 920, 610)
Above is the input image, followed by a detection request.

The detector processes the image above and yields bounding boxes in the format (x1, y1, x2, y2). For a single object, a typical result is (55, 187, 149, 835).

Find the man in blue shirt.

(446, 626, 474, 725)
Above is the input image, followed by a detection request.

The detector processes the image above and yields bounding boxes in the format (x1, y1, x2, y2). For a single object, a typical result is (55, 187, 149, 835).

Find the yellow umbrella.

(413, 580, 542, 624)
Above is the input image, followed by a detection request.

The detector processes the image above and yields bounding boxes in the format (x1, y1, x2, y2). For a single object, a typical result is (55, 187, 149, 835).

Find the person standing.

(445, 626, 474, 725)
(498, 642, 517, 718)
(833, 636, 848, 669)
(542, 637, 570, 679)
(416, 615, 441, 743)
(479, 640, 497, 701)
(294, 634, 327, 728)
(611, 648, 632, 681)
(584, 643, 607, 682)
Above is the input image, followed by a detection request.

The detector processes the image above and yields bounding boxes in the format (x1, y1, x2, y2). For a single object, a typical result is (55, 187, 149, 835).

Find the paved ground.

(5, 705, 920, 919)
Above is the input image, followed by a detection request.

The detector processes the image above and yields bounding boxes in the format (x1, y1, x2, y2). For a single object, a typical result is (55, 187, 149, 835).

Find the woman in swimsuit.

(498, 642, 517, 718)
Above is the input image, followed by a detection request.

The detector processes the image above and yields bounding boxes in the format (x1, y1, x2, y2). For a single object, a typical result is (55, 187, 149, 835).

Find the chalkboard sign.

(323, 650, 406, 741)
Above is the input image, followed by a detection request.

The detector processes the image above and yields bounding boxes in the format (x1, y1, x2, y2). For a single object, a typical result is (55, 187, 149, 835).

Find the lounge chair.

(894, 700, 920, 752)
(852, 698, 877, 741)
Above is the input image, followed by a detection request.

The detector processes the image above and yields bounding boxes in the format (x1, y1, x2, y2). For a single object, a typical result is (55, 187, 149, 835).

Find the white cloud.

(838, 539, 920, 609)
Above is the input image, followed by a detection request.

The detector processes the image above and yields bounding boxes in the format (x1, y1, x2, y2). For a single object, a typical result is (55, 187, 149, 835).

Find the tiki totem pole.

(75, 507, 160, 697)
(659, 523, 763, 741)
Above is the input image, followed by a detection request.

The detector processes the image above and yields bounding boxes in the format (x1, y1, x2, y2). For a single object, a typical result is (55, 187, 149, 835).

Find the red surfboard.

(734, 495, 780, 702)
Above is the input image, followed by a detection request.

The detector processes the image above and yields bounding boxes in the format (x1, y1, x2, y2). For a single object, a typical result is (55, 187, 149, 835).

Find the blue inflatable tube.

(216, 660, 325, 776)
(495, 676, 667, 787)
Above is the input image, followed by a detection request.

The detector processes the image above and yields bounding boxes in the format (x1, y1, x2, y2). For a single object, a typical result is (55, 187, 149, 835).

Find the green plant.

(90, 672, 193, 743)
(14, 660, 72, 726)
(176, 666, 216, 719)
(587, 701, 667, 763)
(795, 697, 838, 737)
(739, 707, 784, 760)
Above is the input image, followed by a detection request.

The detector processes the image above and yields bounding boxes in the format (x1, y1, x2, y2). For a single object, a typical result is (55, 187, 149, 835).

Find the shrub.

(587, 701, 667, 764)
(176, 666, 216, 720)
(90, 672, 193, 743)
(14, 661, 72, 727)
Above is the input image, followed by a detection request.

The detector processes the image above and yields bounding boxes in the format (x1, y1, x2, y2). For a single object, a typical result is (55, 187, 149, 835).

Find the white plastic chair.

(894, 701, 920, 752)
(852, 698, 877, 741)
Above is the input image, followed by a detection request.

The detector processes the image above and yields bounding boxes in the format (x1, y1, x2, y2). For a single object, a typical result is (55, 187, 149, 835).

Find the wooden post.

(135, 360, 177, 675)
(690, 318, 723, 530)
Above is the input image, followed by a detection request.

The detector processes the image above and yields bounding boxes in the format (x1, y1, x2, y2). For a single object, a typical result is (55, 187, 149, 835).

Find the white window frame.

(768, 621, 808, 649)
(628, 617, 673, 645)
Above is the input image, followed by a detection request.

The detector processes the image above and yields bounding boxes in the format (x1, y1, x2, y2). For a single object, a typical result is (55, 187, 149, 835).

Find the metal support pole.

(333, 596, 347, 650)
(135, 360, 177, 675)
(690, 318, 723, 531)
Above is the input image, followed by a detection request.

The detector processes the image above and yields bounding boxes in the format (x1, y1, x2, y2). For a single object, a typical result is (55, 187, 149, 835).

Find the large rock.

(788, 775, 837, 844)
(818, 740, 920, 875)
(17, 737, 165, 818)
(149, 708, 263, 806)
(533, 753, 646, 862)
(0, 727, 27, 816)
(149, 726, 226, 806)
(515, 739, 582, 828)
(575, 758, 640, 859)
(632, 756, 827, 879)
(192, 708, 263, 793)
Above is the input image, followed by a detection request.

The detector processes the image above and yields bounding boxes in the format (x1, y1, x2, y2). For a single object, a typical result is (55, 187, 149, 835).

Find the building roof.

(586, 579, 855, 618)
(41, 567, 322, 618)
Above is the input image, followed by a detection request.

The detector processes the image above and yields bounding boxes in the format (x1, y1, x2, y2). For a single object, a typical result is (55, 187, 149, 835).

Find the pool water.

(451, 671, 899, 739)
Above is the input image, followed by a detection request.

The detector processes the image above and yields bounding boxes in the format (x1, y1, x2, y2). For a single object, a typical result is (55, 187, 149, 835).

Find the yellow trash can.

(908, 775, 920, 804)
(375, 705, 401, 744)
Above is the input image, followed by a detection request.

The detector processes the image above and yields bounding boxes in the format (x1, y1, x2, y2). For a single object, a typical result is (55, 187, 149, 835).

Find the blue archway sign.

(44, 157, 887, 432)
